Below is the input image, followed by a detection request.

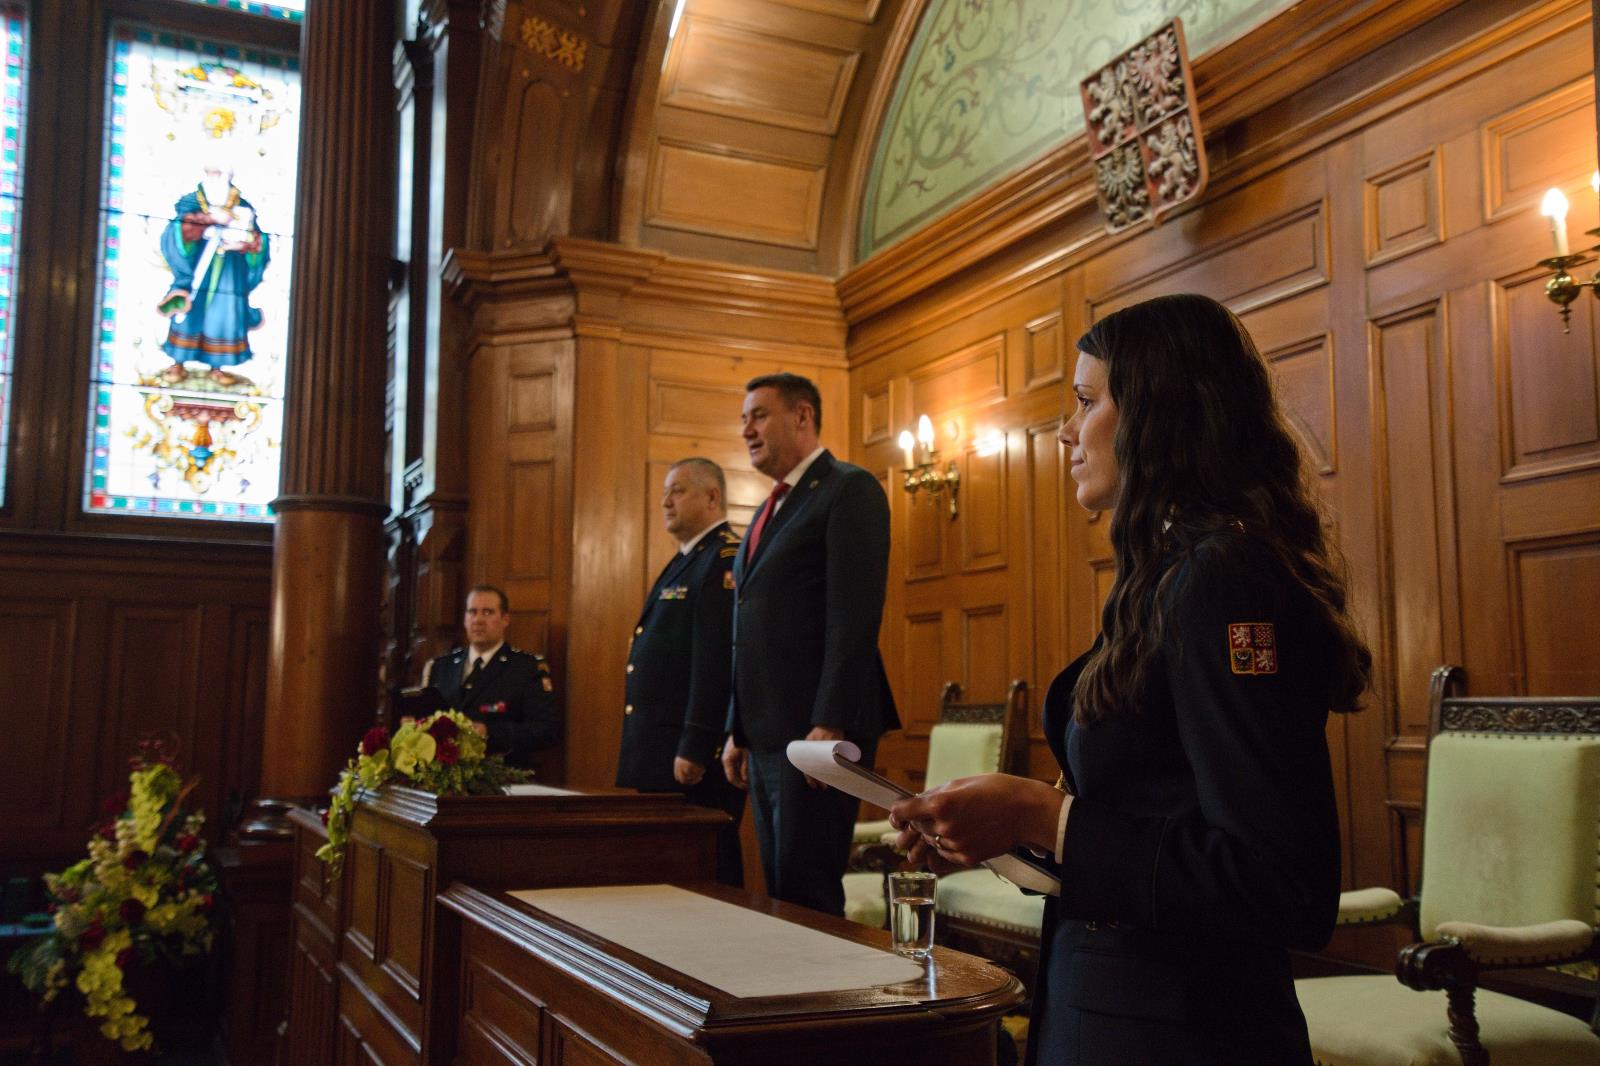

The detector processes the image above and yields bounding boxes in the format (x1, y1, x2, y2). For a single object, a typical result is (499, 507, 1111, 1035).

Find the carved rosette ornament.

(1440, 701, 1600, 735)
(1079, 19, 1208, 233)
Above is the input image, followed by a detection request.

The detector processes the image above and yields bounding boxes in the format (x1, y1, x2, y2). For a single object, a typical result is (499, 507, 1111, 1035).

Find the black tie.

(463, 656, 484, 690)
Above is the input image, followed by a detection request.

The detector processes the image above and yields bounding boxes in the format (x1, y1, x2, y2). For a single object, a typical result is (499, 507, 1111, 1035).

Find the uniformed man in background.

(424, 585, 561, 768)
(617, 457, 745, 886)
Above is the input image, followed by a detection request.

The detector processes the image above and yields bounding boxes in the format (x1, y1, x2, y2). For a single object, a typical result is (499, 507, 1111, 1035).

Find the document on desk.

(785, 739, 1062, 896)
(508, 884, 923, 997)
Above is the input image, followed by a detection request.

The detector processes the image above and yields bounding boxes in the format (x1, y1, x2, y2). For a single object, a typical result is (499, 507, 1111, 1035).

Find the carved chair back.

(932, 679, 1029, 783)
(1420, 665, 1600, 943)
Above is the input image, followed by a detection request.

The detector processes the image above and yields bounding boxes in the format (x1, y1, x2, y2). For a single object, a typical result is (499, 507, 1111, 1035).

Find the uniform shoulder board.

(719, 545, 739, 559)
(720, 528, 741, 543)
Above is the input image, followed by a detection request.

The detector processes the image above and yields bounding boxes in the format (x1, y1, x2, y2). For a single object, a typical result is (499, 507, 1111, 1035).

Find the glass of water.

(889, 870, 937, 958)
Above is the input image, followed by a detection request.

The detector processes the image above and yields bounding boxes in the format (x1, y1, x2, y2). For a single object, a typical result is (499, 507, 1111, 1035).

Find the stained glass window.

(85, 26, 299, 521)
(0, 6, 26, 509)
(171, 0, 304, 22)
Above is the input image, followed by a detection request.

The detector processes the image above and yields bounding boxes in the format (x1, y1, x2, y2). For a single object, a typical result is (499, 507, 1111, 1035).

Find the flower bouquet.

(316, 710, 533, 875)
(7, 741, 218, 1054)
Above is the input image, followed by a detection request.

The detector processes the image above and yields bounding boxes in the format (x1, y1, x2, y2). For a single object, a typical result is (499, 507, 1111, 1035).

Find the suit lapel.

(742, 451, 834, 583)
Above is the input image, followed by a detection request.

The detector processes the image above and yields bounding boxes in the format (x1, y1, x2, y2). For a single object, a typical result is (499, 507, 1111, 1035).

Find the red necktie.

(744, 482, 790, 559)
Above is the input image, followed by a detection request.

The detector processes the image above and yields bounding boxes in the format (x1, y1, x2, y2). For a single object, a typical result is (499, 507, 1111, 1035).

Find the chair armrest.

(848, 841, 904, 874)
(1433, 919, 1596, 967)
(1335, 887, 1411, 927)
(1397, 920, 1597, 992)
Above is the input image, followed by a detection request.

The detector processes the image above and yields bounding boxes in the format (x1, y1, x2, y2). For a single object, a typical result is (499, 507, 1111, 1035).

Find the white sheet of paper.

(508, 883, 924, 997)
(784, 739, 1062, 895)
(502, 783, 578, 796)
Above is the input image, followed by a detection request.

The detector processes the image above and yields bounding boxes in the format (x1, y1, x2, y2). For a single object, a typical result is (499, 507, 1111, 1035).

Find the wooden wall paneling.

(1363, 147, 1444, 267)
(1495, 266, 1600, 481)
(1481, 79, 1597, 224)
(662, 13, 860, 135)
(101, 603, 203, 793)
(645, 139, 827, 249)
(565, 337, 650, 790)
(958, 441, 1007, 573)
(1086, 182, 1330, 320)
(0, 599, 76, 834)
(900, 610, 945, 746)
(960, 602, 1008, 703)
(1506, 533, 1600, 694)
(1321, 131, 1392, 897)
(224, 607, 271, 814)
(1022, 311, 1065, 394)
(1369, 301, 1456, 738)
(1024, 420, 1065, 744)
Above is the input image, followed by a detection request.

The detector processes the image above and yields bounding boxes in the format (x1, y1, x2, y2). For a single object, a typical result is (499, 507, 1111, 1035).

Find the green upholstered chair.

(1297, 665, 1600, 1066)
(850, 680, 1028, 858)
(935, 868, 1046, 996)
(840, 680, 1027, 930)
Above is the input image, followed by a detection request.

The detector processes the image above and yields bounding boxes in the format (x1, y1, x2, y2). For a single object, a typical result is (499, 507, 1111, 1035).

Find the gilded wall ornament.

(1080, 19, 1207, 234)
(520, 15, 587, 72)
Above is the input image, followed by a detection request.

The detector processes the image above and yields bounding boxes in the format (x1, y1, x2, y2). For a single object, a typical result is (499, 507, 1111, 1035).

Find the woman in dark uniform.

(890, 293, 1370, 1065)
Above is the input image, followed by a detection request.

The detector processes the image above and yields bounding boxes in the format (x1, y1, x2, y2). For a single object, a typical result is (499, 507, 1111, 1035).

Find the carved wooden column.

(259, 0, 396, 804)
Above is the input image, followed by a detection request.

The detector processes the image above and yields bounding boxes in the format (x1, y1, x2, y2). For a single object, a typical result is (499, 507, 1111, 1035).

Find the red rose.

(79, 921, 105, 951)
(98, 821, 117, 843)
(360, 726, 390, 756)
(123, 850, 148, 871)
(119, 898, 146, 925)
(436, 738, 460, 765)
(176, 833, 199, 853)
(116, 948, 134, 970)
(427, 716, 459, 741)
(100, 790, 129, 817)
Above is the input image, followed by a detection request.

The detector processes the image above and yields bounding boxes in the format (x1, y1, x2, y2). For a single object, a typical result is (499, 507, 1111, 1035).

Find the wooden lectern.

(282, 787, 727, 1065)
(438, 882, 1026, 1066)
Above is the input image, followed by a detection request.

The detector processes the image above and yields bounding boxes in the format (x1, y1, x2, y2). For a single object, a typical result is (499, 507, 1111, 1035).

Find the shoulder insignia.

(808, 479, 819, 488)
(723, 571, 735, 590)
(720, 529, 740, 543)
(536, 657, 551, 673)
(541, 675, 554, 692)
(1228, 622, 1277, 676)
(719, 546, 738, 559)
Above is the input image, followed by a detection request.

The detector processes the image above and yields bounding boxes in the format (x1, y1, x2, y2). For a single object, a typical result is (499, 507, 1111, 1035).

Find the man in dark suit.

(423, 585, 560, 768)
(721, 372, 899, 916)
(616, 457, 746, 886)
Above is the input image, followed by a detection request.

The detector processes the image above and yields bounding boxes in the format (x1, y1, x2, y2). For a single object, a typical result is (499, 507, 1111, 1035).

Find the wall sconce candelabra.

(1539, 172, 1600, 333)
(897, 415, 960, 519)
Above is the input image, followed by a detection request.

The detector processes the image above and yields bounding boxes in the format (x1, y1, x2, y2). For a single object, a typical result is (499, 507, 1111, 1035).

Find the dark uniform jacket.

(726, 450, 899, 751)
(1024, 531, 1341, 1066)
(425, 645, 560, 769)
(617, 521, 740, 790)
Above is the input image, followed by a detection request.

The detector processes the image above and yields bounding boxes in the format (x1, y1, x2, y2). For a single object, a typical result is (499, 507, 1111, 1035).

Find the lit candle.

(898, 430, 915, 471)
(1541, 187, 1570, 258)
(916, 414, 935, 458)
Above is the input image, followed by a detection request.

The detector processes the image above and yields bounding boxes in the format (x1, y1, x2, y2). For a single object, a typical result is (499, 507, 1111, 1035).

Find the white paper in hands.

(784, 740, 1061, 895)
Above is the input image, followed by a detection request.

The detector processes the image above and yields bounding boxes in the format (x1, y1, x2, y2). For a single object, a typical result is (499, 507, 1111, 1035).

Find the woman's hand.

(888, 774, 1065, 868)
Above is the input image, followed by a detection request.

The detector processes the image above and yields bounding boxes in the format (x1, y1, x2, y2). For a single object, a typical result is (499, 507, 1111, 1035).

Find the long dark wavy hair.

(1070, 293, 1371, 724)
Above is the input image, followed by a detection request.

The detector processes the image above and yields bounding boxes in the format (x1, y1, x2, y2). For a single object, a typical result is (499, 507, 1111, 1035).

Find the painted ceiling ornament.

(1079, 18, 1207, 234)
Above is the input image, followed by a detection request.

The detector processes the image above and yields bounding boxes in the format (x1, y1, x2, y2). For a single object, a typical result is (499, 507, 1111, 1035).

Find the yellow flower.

(390, 730, 437, 776)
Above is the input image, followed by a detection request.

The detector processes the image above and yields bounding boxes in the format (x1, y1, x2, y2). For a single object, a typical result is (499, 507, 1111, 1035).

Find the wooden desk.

(323, 787, 725, 1066)
(438, 881, 1025, 1066)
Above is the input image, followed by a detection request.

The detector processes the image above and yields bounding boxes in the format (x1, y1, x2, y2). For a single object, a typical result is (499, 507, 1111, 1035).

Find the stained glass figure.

(86, 26, 299, 521)
(0, 6, 25, 508)
(168, 0, 303, 22)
